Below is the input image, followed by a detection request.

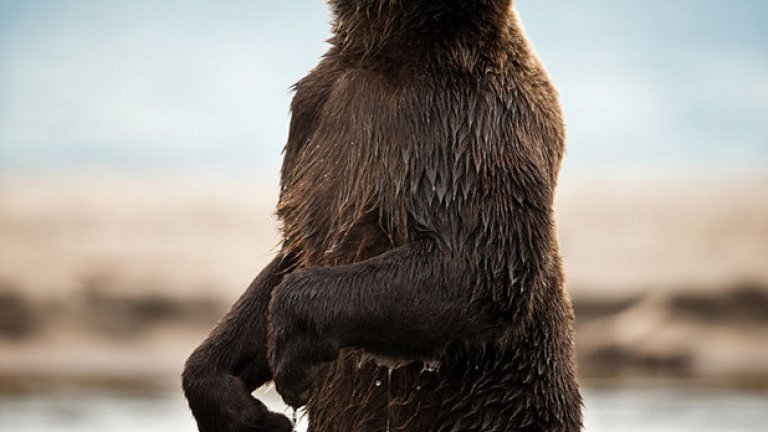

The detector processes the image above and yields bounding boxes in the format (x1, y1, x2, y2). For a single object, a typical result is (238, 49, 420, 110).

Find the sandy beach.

(1, 173, 767, 389)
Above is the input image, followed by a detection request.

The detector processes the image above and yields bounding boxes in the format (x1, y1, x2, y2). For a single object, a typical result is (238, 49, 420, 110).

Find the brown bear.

(182, 1, 583, 431)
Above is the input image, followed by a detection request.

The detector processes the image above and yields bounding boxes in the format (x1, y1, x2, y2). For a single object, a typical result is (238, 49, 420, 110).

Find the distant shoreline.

(2, 174, 767, 390)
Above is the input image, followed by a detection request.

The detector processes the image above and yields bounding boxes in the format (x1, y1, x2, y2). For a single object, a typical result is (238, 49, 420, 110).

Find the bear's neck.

(329, 0, 517, 70)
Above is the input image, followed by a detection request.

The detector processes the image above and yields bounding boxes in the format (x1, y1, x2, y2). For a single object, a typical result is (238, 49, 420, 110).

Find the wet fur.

(183, 1, 583, 431)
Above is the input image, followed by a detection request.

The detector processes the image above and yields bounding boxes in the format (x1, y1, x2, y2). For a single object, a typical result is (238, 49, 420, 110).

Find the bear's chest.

(276, 70, 524, 267)
(277, 72, 421, 266)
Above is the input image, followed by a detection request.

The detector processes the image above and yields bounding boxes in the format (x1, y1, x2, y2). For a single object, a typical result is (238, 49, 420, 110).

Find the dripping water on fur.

(422, 360, 441, 373)
(386, 367, 392, 432)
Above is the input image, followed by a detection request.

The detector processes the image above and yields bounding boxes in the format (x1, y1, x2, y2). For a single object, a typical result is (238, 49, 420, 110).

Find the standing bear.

(183, 1, 583, 431)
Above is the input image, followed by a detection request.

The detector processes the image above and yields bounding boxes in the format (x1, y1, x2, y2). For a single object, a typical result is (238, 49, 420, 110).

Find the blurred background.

(1, 0, 767, 431)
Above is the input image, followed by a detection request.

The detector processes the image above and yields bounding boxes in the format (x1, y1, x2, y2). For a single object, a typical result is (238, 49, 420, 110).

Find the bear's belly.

(304, 349, 533, 432)
(306, 351, 443, 432)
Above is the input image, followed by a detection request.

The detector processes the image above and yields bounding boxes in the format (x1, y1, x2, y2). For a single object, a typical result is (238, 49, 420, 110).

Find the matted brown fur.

(183, 1, 583, 431)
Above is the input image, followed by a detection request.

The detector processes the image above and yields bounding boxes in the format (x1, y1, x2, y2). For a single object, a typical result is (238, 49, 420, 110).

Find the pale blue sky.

(1, 0, 766, 177)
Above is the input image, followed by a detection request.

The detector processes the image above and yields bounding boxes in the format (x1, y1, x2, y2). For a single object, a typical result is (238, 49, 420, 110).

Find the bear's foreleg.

(183, 253, 296, 432)
(268, 240, 498, 408)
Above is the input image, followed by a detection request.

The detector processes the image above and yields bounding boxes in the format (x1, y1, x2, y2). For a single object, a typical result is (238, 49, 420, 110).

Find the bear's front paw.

(273, 357, 313, 409)
(246, 409, 293, 432)
(268, 276, 339, 408)
(271, 321, 334, 408)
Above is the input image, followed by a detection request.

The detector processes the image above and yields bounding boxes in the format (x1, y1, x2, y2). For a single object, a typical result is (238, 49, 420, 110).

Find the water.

(0, 387, 766, 432)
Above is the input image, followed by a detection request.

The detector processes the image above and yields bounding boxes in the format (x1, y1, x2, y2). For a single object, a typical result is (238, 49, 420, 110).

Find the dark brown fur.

(183, 1, 583, 431)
